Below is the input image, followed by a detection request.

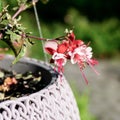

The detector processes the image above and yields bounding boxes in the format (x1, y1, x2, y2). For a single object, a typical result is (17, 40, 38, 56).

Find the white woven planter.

(0, 55, 80, 120)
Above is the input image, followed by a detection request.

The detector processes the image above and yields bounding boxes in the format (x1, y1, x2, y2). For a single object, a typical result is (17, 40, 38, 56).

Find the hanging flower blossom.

(52, 52, 67, 72)
(70, 46, 93, 65)
(44, 40, 68, 72)
(44, 30, 98, 84)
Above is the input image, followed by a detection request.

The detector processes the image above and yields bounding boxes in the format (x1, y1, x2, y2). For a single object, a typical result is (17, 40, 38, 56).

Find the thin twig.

(12, 4, 26, 20)
(26, 34, 48, 41)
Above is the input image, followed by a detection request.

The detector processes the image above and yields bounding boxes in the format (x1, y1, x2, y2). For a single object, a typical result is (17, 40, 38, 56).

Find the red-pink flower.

(70, 45, 93, 68)
(57, 42, 68, 53)
(44, 30, 98, 84)
(66, 32, 84, 54)
(44, 40, 67, 72)
(44, 40, 58, 55)
(52, 52, 67, 72)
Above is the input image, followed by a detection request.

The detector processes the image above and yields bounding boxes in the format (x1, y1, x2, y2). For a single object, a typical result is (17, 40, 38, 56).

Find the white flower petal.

(86, 47, 92, 52)
(44, 40, 58, 51)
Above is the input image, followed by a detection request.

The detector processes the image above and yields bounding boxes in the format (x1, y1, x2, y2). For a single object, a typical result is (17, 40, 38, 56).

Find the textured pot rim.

(0, 54, 59, 104)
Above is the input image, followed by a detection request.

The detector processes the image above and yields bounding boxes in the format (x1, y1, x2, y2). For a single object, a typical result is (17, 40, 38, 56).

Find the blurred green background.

(1, 0, 120, 120)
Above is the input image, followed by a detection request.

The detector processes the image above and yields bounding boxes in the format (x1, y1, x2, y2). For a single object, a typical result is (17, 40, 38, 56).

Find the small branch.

(26, 34, 47, 41)
(12, 4, 26, 20)
(25, 34, 66, 41)
(21, 33, 65, 41)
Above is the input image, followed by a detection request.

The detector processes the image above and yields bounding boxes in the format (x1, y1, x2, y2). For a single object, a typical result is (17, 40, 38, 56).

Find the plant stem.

(26, 34, 48, 41)
(12, 0, 39, 20)
(12, 4, 26, 20)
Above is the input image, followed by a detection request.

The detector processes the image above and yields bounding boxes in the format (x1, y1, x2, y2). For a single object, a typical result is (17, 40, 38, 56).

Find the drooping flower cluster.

(44, 30, 98, 84)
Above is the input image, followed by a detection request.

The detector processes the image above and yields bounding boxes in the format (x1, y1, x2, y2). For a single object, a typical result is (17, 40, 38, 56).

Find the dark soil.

(0, 70, 42, 102)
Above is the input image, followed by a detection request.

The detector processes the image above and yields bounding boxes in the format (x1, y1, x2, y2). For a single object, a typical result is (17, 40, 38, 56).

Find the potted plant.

(0, 0, 98, 120)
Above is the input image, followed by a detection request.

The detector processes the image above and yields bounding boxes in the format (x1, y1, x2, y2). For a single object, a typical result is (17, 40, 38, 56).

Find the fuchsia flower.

(44, 30, 98, 84)
(70, 46, 93, 66)
(52, 52, 67, 72)
(44, 40, 68, 72)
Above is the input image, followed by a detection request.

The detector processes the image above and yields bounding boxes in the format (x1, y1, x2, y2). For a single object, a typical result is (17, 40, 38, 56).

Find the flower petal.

(52, 52, 67, 66)
(74, 40, 84, 46)
(44, 40, 58, 55)
(67, 32, 75, 41)
(57, 42, 68, 53)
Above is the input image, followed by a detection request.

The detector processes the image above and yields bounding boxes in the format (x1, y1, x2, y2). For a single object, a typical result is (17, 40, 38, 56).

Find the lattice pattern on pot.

(0, 75, 80, 120)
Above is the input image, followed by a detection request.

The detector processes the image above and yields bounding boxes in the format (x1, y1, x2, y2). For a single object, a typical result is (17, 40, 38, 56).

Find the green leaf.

(6, 30, 21, 43)
(0, 0, 3, 12)
(17, 0, 27, 5)
(12, 43, 27, 64)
